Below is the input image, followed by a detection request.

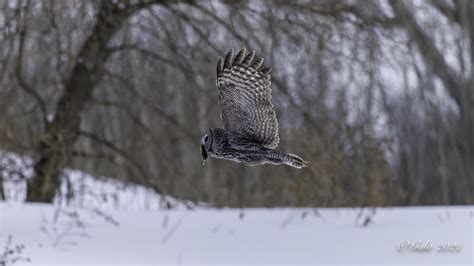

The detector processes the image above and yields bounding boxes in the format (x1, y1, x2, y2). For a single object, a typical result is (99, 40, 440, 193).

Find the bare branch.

(16, 0, 48, 127)
(389, 0, 463, 106)
(78, 130, 155, 190)
(430, 0, 460, 23)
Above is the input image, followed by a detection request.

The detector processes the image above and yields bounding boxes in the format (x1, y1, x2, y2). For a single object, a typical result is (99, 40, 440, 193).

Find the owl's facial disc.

(201, 132, 212, 165)
(201, 143, 208, 163)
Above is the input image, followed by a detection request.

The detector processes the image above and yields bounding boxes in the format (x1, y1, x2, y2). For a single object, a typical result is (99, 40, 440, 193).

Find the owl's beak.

(201, 144, 208, 165)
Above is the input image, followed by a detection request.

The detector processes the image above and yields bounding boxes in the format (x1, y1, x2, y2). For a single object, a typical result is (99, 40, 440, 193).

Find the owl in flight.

(200, 48, 307, 169)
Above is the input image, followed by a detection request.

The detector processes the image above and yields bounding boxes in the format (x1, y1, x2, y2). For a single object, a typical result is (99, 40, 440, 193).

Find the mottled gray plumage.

(201, 48, 307, 169)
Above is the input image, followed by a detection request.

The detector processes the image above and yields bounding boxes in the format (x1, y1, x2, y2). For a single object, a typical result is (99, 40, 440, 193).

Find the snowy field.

(0, 151, 473, 265)
(1, 204, 473, 265)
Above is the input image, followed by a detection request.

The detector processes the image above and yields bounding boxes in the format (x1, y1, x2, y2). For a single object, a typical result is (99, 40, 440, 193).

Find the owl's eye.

(204, 135, 208, 141)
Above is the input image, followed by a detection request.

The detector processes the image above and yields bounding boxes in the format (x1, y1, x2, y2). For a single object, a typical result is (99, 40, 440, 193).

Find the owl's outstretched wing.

(216, 48, 279, 149)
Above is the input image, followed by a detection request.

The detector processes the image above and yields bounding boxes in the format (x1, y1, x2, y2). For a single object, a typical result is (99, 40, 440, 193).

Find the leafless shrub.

(0, 235, 30, 266)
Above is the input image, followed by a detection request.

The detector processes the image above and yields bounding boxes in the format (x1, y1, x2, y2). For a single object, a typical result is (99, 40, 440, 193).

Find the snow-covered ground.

(0, 150, 193, 210)
(1, 204, 473, 265)
(1, 151, 473, 265)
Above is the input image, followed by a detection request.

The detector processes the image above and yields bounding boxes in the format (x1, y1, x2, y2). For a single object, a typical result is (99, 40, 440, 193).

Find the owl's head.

(200, 129, 213, 164)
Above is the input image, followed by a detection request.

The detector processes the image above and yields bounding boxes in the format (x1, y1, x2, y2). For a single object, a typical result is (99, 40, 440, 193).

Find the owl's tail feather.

(264, 150, 308, 169)
(283, 153, 308, 169)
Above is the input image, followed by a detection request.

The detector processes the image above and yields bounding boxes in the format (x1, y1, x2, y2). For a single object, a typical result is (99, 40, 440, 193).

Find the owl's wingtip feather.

(233, 47, 247, 65)
(223, 48, 234, 68)
(217, 57, 224, 75)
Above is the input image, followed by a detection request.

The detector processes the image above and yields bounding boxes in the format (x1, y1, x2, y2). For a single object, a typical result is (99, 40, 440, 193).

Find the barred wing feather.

(216, 48, 279, 149)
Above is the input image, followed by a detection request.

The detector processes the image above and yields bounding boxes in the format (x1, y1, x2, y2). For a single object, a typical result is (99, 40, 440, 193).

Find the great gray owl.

(200, 48, 307, 169)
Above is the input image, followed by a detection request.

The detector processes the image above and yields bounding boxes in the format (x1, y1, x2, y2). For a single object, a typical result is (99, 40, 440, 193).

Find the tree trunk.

(26, 2, 156, 202)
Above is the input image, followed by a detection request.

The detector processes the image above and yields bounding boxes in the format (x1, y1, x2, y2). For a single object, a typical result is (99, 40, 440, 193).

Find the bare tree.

(2, 0, 470, 207)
